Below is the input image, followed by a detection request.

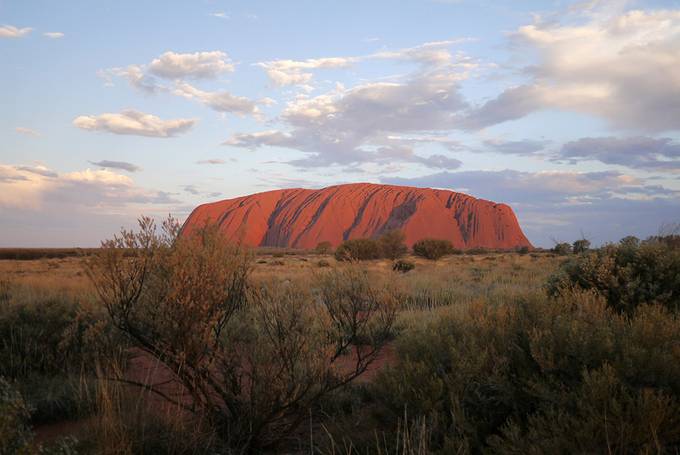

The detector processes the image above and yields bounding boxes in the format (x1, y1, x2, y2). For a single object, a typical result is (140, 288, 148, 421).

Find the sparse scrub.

(4, 224, 679, 453)
(362, 292, 680, 453)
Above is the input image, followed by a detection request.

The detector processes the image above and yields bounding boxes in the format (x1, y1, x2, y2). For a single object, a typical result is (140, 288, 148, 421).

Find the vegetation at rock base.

(1, 221, 679, 454)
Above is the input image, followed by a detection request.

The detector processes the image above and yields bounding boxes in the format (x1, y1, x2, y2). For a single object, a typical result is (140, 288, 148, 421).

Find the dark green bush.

(392, 260, 415, 273)
(0, 377, 33, 454)
(317, 259, 330, 267)
(413, 239, 455, 260)
(552, 242, 572, 255)
(367, 293, 680, 453)
(517, 246, 530, 255)
(335, 238, 382, 261)
(572, 238, 591, 254)
(548, 240, 680, 314)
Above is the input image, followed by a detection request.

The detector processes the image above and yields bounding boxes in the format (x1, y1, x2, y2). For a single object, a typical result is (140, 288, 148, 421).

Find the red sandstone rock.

(182, 183, 532, 250)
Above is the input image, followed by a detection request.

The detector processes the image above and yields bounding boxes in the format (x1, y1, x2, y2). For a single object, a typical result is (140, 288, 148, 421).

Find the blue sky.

(1, 0, 679, 247)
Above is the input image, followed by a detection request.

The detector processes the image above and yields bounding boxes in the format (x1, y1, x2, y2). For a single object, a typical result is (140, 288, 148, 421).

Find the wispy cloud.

(43, 32, 64, 39)
(196, 158, 229, 165)
(89, 160, 141, 172)
(15, 127, 41, 137)
(0, 24, 32, 38)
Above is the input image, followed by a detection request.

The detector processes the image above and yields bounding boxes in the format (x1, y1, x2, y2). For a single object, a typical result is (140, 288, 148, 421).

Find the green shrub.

(392, 260, 415, 273)
(517, 246, 530, 255)
(335, 238, 382, 261)
(379, 230, 408, 260)
(0, 284, 121, 424)
(0, 377, 33, 454)
(317, 259, 330, 267)
(413, 239, 455, 260)
(367, 292, 680, 453)
(619, 235, 640, 248)
(0, 288, 115, 380)
(548, 240, 680, 314)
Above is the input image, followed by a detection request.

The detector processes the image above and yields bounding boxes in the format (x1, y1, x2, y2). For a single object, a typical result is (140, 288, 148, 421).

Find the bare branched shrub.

(87, 216, 396, 452)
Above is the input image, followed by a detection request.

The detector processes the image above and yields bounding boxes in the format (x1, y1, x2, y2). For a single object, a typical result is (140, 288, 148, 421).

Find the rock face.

(182, 183, 532, 250)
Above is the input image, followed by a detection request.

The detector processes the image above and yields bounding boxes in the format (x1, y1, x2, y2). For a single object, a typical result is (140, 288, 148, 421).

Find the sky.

(1, 0, 679, 247)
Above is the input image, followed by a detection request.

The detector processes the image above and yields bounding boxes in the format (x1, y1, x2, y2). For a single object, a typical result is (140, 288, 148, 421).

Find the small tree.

(413, 239, 454, 260)
(572, 239, 591, 254)
(334, 238, 382, 261)
(379, 230, 408, 260)
(87, 217, 396, 452)
(315, 241, 333, 255)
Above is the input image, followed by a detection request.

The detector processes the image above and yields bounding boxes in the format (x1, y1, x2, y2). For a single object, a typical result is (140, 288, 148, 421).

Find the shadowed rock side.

(182, 183, 533, 250)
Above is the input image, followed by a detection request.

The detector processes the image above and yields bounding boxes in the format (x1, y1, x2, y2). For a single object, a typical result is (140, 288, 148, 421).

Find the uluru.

(182, 183, 532, 250)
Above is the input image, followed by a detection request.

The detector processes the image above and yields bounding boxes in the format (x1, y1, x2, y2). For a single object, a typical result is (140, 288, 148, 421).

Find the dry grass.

(0, 250, 562, 453)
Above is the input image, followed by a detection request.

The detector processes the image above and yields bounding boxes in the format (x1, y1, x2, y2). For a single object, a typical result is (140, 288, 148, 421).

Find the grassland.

(1, 240, 679, 454)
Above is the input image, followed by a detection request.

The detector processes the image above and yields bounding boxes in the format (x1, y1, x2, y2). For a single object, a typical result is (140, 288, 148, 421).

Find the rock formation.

(182, 183, 532, 250)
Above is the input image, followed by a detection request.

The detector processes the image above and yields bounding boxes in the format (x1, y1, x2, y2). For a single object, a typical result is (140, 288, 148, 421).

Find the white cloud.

(210, 12, 229, 19)
(149, 51, 234, 79)
(464, 7, 680, 131)
(43, 32, 64, 39)
(0, 25, 32, 38)
(257, 57, 357, 87)
(174, 82, 260, 115)
(73, 110, 196, 138)
(15, 127, 41, 137)
(0, 164, 177, 212)
(227, 56, 468, 169)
